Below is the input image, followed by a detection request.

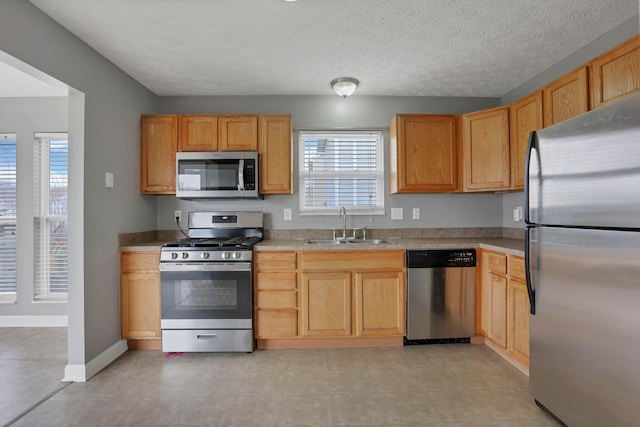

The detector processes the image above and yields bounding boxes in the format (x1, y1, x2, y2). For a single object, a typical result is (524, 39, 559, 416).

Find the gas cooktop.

(163, 236, 262, 249)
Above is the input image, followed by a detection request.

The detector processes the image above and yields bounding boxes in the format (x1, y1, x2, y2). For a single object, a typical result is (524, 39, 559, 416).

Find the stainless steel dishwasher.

(405, 249, 476, 344)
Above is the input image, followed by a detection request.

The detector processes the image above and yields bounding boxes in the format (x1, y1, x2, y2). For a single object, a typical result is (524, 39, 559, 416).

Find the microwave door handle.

(238, 159, 245, 191)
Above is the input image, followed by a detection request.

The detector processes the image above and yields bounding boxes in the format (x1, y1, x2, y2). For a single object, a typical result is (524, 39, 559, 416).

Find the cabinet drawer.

(508, 256, 525, 281)
(255, 272, 297, 291)
(487, 253, 507, 274)
(256, 309, 297, 337)
(256, 291, 297, 309)
(301, 250, 405, 271)
(255, 252, 297, 271)
(121, 252, 160, 272)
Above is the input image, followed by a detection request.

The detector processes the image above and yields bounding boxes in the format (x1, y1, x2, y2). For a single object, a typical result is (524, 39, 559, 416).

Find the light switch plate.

(391, 207, 403, 220)
(513, 206, 523, 222)
(283, 208, 292, 221)
(105, 172, 114, 188)
(412, 208, 420, 220)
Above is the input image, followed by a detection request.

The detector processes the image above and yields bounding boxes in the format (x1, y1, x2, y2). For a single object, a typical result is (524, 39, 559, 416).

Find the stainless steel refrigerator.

(525, 91, 640, 426)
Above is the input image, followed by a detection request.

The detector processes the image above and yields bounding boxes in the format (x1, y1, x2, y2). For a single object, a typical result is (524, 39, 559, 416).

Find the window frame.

(298, 130, 385, 216)
(0, 133, 17, 302)
(33, 132, 68, 301)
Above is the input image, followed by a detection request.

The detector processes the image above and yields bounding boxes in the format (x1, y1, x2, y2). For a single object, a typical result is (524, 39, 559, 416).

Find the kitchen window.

(0, 134, 17, 302)
(33, 133, 68, 300)
(298, 131, 384, 215)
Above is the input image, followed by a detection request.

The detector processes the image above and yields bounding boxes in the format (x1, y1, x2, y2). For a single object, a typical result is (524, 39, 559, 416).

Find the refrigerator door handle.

(525, 227, 536, 315)
(524, 130, 539, 225)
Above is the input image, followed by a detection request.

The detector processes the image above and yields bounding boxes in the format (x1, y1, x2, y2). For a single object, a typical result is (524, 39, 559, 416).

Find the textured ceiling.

(25, 0, 640, 97)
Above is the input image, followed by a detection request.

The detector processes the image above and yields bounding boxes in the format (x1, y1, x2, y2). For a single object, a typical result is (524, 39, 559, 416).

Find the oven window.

(161, 269, 252, 320)
(177, 280, 237, 310)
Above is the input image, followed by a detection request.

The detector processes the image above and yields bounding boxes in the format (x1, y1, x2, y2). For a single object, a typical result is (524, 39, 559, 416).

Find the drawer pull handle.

(196, 334, 217, 340)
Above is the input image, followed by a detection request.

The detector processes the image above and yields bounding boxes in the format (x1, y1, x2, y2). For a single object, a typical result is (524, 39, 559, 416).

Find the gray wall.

(0, 0, 157, 365)
(0, 97, 68, 316)
(501, 13, 639, 229)
(156, 95, 503, 232)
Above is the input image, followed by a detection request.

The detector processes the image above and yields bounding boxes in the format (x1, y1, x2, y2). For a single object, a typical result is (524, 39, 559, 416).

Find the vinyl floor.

(1, 328, 561, 427)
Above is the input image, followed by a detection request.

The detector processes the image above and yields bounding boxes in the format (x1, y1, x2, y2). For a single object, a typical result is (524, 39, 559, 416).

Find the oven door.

(159, 262, 252, 330)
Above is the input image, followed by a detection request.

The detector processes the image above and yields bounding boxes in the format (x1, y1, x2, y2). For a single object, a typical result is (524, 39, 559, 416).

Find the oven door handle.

(159, 263, 251, 272)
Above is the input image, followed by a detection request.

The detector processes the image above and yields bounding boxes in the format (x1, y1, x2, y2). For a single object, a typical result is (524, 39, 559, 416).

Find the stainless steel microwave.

(176, 151, 260, 199)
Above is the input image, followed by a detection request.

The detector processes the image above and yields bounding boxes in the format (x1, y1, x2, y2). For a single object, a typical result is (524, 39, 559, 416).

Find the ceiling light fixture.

(330, 77, 359, 97)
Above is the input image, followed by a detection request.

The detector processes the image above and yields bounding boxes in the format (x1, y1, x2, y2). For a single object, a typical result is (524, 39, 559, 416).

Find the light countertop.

(119, 237, 524, 257)
(254, 237, 524, 256)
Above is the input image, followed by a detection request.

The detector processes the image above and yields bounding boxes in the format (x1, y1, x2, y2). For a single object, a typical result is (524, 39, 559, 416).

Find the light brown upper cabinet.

(589, 36, 640, 109)
(140, 115, 177, 194)
(389, 114, 458, 193)
(509, 91, 543, 190)
(542, 66, 589, 127)
(218, 115, 258, 151)
(178, 115, 218, 151)
(258, 114, 293, 195)
(462, 106, 510, 191)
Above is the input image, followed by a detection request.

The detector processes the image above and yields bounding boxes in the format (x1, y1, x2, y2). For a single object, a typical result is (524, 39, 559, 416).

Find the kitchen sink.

(303, 238, 396, 245)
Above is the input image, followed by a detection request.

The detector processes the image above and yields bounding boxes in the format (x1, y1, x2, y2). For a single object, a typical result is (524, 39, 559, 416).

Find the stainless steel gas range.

(159, 211, 263, 353)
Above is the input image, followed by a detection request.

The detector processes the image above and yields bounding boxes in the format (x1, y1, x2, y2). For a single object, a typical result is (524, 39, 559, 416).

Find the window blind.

(299, 131, 384, 214)
(0, 134, 17, 299)
(33, 133, 68, 300)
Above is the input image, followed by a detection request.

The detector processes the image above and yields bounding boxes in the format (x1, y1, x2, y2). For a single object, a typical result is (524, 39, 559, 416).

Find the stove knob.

(181, 252, 189, 259)
(221, 252, 231, 260)
(232, 252, 242, 259)
(201, 252, 210, 260)
(171, 252, 178, 260)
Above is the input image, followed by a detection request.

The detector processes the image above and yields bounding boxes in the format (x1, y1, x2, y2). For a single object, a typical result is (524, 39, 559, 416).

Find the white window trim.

(33, 133, 68, 301)
(0, 133, 17, 301)
(298, 130, 385, 216)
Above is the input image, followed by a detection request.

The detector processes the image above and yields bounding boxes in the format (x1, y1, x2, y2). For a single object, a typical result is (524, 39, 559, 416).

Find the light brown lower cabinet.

(120, 251, 161, 340)
(255, 249, 406, 346)
(479, 250, 529, 365)
(488, 272, 508, 348)
(508, 279, 530, 363)
(354, 271, 405, 336)
(300, 250, 406, 339)
(301, 271, 352, 336)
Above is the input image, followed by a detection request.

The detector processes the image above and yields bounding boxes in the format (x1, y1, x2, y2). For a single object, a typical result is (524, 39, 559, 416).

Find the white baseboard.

(63, 339, 128, 382)
(0, 315, 68, 327)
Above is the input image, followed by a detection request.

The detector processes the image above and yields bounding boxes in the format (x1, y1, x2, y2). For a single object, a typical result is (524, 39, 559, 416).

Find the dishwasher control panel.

(406, 249, 476, 268)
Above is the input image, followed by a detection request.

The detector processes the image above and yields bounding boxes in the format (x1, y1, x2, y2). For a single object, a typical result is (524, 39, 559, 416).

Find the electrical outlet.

(412, 208, 420, 220)
(174, 210, 182, 221)
(283, 208, 292, 221)
(391, 207, 403, 220)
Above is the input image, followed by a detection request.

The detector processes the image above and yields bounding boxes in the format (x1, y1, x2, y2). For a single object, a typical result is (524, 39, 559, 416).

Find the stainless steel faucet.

(338, 206, 347, 239)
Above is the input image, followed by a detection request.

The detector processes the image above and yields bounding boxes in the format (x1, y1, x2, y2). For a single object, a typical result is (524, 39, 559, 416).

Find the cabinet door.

(140, 115, 177, 194)
(590, 36, 640, 109)
(390, 114, 458, 193)
(300, 271, 351, 337)
(178, 115, 218, 151)
(121, 271, 161, 339)
(509, 92, 542, 190)
(488, 272, 507, 348)
(258, 114, 292, 194)
(478, 251, 490, 335)
(462, 106, 510, 191)
(508, 279, 530, 363)
(218, 115, 258, 151)
(543, 66, 589, 127)
(354, 271, 405, 336)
